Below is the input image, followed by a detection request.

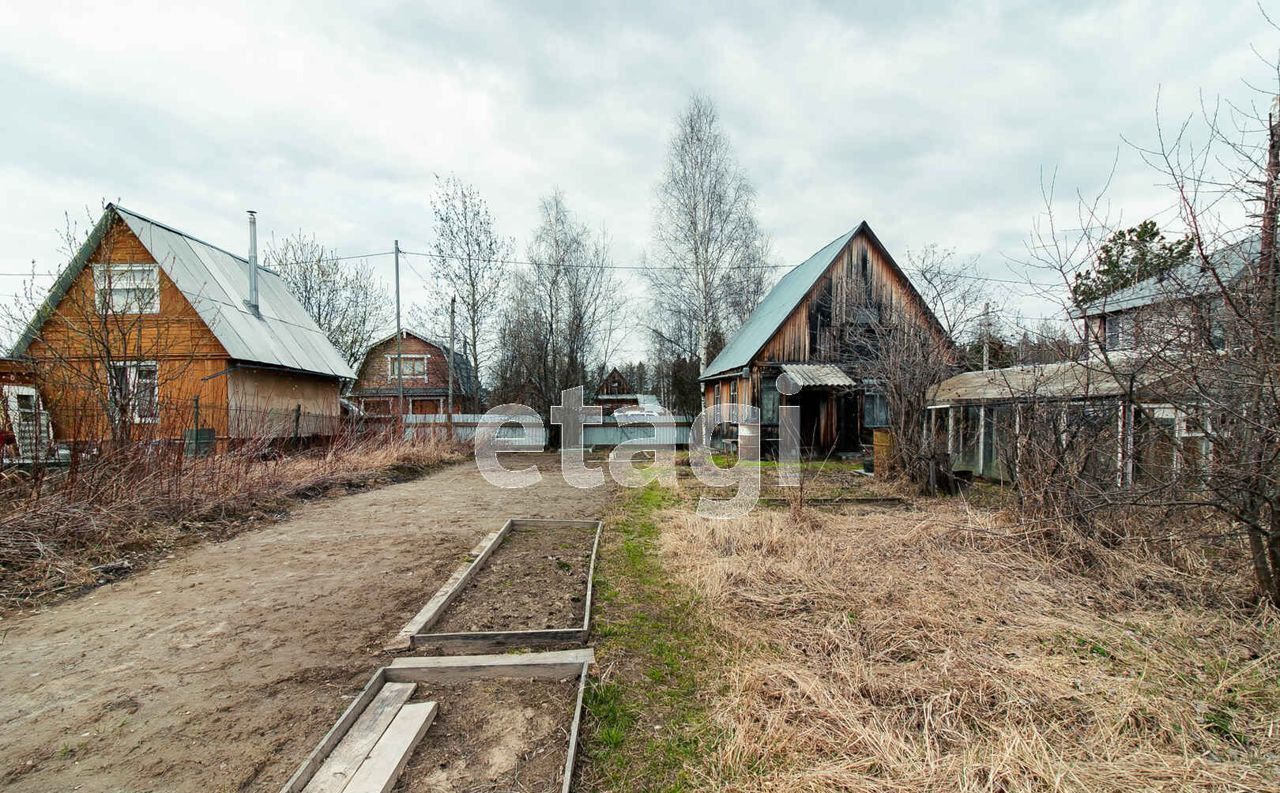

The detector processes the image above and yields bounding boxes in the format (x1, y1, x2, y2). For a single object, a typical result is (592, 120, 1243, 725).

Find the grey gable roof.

(1076, 234, 1260, 317)
(701, 222, 947, 380)
(13, 204, 356, 380)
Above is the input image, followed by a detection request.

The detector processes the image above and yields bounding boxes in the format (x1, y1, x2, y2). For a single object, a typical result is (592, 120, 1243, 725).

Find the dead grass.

(0, 433, 465, 608)
(658, 500, 1280, 791)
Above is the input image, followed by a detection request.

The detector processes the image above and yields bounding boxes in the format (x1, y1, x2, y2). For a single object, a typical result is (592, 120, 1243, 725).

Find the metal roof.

(1076, 235, 1258, 317)
(12, 205, 356, 380)
(700, 222, 950, 380)
(701, 227, 858, 380)
(779, 363, 855, 388)
(927, 353, 1165, 404)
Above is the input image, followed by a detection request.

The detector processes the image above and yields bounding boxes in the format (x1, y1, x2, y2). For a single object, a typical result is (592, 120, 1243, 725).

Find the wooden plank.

(386, 648, 594, 683)
(302, 682, 416, 793)
(561, 661, 590, 793)
(579, 521, 604, 635)
(410, 627, 586, 653)
(385, 519, 514, 650)
(343, 701, 437, 793)
(281, 669, 388, 793)
(406, 519, 603, 652)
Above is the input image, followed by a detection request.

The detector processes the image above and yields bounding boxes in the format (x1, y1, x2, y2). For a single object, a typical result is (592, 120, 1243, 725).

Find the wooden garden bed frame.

(280, 648, 595, 793)
(390, 518, 604, 654)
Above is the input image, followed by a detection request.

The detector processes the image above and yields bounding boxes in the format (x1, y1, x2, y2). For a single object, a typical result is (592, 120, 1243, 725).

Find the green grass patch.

(578, 482, 722, 792)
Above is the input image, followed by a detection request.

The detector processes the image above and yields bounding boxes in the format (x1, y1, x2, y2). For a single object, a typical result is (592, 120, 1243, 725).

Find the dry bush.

(660, 502, 1280, 791)
(0, 432, 464, 607)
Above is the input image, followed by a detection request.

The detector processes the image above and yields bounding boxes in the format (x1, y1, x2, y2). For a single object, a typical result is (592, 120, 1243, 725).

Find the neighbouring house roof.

(359, 328, 478, 394)
(700, 222, 948, 381)
(11, 204, 356, 380)
(779, 363, 855, 389)
(927, 353, 1167, 404)
(1075, 234, 1260, 317)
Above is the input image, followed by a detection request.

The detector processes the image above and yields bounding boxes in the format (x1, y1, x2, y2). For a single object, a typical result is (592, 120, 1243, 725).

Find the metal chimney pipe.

(247, 210, 260, 317)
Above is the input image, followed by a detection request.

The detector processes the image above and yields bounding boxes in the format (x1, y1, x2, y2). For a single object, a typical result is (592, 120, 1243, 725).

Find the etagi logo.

(473, 377, 805, 520)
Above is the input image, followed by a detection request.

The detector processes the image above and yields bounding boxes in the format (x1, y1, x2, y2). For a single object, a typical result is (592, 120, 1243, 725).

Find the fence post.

(293, 403, 302, 446)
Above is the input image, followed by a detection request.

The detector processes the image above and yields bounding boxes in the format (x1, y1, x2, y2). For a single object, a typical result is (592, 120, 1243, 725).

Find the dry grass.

(659, 500, 1280, 791)
(0, 433, 465, 608)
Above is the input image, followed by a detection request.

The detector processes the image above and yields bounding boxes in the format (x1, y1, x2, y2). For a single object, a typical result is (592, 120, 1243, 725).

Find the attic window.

(95, 264, 158, 314)
(388, 354, 429, 379)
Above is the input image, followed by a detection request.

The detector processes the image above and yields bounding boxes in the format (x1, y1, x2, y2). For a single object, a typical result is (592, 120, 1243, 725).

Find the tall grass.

(660, 502, 1280, 791)
(0, 430, 464, 608)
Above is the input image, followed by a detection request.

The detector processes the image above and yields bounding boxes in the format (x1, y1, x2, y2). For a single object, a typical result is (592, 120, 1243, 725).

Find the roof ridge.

(110, 203, 253, 266)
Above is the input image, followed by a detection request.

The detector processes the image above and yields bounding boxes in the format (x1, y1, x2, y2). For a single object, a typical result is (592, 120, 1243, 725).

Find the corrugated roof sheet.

(700, 227, 858, 379)
(780, 363, 855, 388)
(13, 205, 355, 380)
(1076, 235, 1258, 317)
(927, 354, 1163, 404)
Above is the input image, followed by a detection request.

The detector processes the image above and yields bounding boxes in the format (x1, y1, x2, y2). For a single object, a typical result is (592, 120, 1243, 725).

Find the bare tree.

(491, 191, 624, 422)
(644, 94, 773, 376)
(1, 209, 200, 443)
(410, 174, 513, 394)
(263, 232, 390, 368)
(835, 246, 987, 487)
(1016, 70, 1280, 604)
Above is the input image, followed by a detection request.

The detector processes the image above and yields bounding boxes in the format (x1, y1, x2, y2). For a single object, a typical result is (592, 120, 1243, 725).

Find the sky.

(2, 0, 1278, 358)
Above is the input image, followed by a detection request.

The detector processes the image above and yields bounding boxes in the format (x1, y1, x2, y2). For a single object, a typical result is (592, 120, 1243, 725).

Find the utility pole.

(394, 239, 404, 415)
(447, 294, 456, 430)
(1262, 102, 1280, 340)
(981, 302, 991, 371)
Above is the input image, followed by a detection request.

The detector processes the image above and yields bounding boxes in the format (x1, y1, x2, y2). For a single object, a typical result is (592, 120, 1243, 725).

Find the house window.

(729, 380, 738, 422)
(388, 355, 429, 379)
(863, 391, 890, 428)
(95, 264, 159, 314)
(760, 377, 779, 425)
(1104, 313, 1132, 351)
(109, 361, 159, 422)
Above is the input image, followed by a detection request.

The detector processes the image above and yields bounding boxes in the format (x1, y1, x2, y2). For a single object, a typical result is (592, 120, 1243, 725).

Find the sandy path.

(0, 455, 609, 792)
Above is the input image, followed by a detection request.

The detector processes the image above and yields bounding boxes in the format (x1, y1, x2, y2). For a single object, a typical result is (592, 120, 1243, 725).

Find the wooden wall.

(26, 218, 233, 441)
(227, 367, 341, 438)
(354, 333, 455, 391)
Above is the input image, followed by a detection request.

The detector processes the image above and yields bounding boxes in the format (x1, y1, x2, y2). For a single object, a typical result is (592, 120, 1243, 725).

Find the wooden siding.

(227, 367, 342, 438)
(701, 227, 945, 452)
(25, 218, 234, 441)
(352, 332, 468, 414)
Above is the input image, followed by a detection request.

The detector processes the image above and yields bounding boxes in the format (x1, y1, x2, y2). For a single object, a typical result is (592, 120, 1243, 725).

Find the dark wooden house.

(350, 329, 477, 415)
(700, 222, 948, 456)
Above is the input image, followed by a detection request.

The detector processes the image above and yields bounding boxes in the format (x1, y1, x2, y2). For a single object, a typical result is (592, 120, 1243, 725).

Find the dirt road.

(0, 455, 610, 792)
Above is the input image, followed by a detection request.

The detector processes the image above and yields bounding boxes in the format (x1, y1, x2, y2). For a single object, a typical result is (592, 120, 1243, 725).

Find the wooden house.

(700, 222, 948, 456)
(350, 329, 477, 416)
(9, 205, 355, 444)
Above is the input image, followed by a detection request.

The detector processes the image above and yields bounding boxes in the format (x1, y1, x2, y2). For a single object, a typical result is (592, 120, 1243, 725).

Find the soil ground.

(395, 677, 577, 793)
(432, 523, 596, 634)
(0, 454, 609, 793)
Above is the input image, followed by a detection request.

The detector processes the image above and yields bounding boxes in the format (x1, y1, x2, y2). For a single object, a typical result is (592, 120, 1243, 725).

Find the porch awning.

(779, 363, 855, 389)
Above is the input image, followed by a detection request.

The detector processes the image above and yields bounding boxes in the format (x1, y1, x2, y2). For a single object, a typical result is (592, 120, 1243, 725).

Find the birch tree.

(644, 94, 773, 370)
(410, 174, 512, 395)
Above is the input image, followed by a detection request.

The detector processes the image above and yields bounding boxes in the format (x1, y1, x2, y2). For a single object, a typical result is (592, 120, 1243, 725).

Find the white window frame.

(386, 354, 430, 380)
(1104, 313, 1133, 351)
(109, 360, 160, 423)
(94, 264, 159, 314)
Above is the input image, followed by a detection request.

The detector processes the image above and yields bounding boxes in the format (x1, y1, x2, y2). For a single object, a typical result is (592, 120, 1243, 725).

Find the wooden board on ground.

(281, 649, 595, 793)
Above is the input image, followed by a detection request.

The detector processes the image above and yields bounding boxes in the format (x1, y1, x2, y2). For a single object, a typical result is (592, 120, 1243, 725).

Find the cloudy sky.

(2, 1, 1277, 357)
